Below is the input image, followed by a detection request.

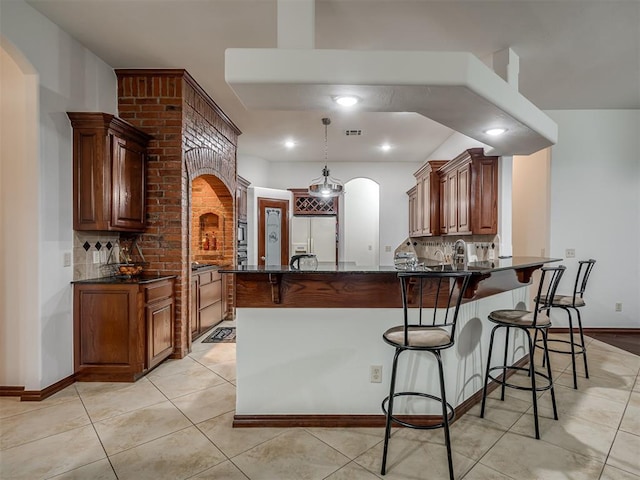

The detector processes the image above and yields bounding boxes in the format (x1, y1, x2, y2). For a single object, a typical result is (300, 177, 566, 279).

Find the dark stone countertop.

(220, 256, 561, 275)
(72, 274, 177, 285)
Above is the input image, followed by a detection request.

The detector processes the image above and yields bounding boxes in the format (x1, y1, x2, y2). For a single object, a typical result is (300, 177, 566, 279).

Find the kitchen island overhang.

(221, 257, 560, 427)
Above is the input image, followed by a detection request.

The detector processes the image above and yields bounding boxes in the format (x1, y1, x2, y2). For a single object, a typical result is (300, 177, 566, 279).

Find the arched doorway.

(342, 178, 380, 266)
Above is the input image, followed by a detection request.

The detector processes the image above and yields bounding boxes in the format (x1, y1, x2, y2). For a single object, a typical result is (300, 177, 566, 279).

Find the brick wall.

(116, 69, 240, 357)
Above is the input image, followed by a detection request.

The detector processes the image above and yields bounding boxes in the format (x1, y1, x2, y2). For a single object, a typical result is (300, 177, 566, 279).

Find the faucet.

(434, 249, 445, 266)
(453, 239, 467, 270)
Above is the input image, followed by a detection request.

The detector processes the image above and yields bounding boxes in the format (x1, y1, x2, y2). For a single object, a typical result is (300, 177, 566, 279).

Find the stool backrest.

(573, 259, 596, 304)
(398, 271, 473, 345)
(535, 265, 566, 325)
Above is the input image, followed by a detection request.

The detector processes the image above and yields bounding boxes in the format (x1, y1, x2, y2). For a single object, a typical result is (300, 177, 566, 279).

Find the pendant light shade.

(308, 117, 344, 198)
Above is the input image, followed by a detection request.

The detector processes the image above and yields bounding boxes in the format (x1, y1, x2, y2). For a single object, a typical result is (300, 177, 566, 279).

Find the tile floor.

(1, 325, 638, 480)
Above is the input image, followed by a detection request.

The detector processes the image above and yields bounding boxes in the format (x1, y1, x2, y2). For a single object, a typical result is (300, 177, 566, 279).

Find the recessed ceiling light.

(334, 96, 359, 107)
(285, 140, 295, 148)
(485, 128, 507, 136)
(381, 144, 391, 151)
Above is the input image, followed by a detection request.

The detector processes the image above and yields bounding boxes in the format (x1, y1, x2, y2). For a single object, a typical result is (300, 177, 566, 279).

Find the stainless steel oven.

(237, 221, 247, 246)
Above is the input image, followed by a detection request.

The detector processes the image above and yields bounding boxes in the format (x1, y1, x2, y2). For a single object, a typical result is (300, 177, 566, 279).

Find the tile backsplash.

(73, 232, 120, 281)
(398, 234, 502, 264)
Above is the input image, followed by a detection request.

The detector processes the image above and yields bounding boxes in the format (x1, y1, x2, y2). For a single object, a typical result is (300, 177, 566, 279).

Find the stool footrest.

(535, 338, 586, 356)
(382, 391, 454, 430)
(488, 365, 554, 392)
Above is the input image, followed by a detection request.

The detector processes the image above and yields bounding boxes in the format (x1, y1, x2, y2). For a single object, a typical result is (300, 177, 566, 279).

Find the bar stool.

(480, 265, 565, 439)
(535, 259, 596, 389)
(381, 270, 472, 480)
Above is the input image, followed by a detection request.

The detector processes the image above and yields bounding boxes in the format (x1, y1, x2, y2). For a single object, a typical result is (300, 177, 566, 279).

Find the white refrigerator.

(290, 216, 337, 263)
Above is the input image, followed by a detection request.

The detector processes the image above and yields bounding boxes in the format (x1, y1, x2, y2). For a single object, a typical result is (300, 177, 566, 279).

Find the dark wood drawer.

(200, 301, 222, 330)
(198, 270, 221, 285)
(200, 280, 222, 308)
(144, 280, 174, 304)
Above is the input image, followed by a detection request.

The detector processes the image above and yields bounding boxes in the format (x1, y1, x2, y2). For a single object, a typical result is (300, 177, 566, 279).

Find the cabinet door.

(419, 174, 431, 235)
(473, 158, 498, 234)
(439, 175, 448, 234)
(447, 171, 458, 233)
(73, 131, 110, 231)
(191, 275, 199, 337)
(457, 164, 471, 234)
(407, 187, 418, 236)
(146, 297, 174, 370)
(111, 135, 146, 231)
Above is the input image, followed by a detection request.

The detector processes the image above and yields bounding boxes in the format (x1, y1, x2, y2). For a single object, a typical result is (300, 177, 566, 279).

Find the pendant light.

(308, 117, 344, 198)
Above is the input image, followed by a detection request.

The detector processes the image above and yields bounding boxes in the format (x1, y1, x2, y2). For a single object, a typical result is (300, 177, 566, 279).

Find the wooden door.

(447, 171, 458, 233)
(111, 135, 146, 231)
(257, 198, 289, 266)
(146, 297, 174, 370)
(457, 164, 471, 234)
(439, 175, 448, 234)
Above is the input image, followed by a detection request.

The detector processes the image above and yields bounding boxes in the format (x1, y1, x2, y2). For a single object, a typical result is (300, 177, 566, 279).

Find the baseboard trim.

(0, 386, 25, 397)
(0, 375, 77, 402)
(233, 356, 529, 428)
(550, 327, 640, 335)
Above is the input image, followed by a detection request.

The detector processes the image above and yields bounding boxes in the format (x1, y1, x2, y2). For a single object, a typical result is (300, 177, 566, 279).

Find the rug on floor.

(202, 327, 236, 343)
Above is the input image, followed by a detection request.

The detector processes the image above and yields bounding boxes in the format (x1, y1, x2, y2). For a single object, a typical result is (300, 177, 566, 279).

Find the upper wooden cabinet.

(414, 160, 447, 236)
(68, 112, 152, 232)
(236, 175, 250, 223)
(438, 148, 498, 235)
(407, 185, 419, 237)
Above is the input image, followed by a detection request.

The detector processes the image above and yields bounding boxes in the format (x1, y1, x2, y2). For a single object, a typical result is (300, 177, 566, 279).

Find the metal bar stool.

(535, 259, 596, 389)
(381, 271, 472, 480)
(480, 265, 566, 439)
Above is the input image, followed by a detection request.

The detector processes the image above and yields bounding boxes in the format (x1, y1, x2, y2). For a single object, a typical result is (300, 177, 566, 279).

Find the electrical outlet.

(565, 248, 575, 258)
(368, 245, 372, 251)
(63, 252, 72, 267)
(92, 251, 100, 264)
(385, 246, 392, 252)
(370, 365, 382, 383)
(615, 302, 623, 312)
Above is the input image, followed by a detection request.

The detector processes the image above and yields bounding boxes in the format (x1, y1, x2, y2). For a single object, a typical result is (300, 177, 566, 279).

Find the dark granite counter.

(72, 274, 177, 285)
(220, 256, 560, 275)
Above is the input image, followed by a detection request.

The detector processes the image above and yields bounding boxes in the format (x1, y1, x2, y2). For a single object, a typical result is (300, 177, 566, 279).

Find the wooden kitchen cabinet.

(407, 186, 419, 237)
(236, 175, 250, 223)
(414, 160, 447, 236)
(73, 277, 175, 381)
(191, 267, 223, 340)
(68, 112, 152, 232)
(438, 148, 498, 235)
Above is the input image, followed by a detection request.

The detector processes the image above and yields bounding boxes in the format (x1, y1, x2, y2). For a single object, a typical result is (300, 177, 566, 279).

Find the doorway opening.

(342, 178, 380, 266)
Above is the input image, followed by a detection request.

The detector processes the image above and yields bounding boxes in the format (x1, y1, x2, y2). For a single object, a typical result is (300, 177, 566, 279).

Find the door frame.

(257, 197, 290, 266)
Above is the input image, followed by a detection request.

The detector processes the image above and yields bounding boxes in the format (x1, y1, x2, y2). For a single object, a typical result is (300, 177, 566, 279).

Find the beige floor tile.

(109, 426, 225, 480)
(535, 384, 627, 429)
(77, 378, 167, 422)
(607, 430, 640, 477)
(510, 412, 617, 462)
(461, 462, 516, 480)
(206, 360, 237, 382)
(190, 460, 249, 479)
(148, 367, 227, 399)
(0, 425, 105, 480)
(233, 429, 350, 480)
(305, 427, 385, 460)
(0, 385, 79, 420)
(620, 391, 640, 436)
(575, 349, 640, 379)
(147, 356, 207, 378)
(190, 342, 237, 366)
(480, 432, 603, 480)
(600, 464, 640, 480)
(587, 339, 639, 358)
(0, 397, 90, 450)
(554, 370, 634, 404)
(467, 392, 534, 430)
(197, 411, 285, 458)
(171, 382, 235, 424)
(634, 377, 640, 393)
(487, 370, 550, 404)
(94, 400, 192, 455)
(48, 458, 117, 479)
(355, 434, 475, 480)
(324, 461, 381, 480)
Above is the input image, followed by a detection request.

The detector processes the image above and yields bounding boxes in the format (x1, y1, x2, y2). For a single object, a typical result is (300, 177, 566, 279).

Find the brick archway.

(184, 147, 236, 194)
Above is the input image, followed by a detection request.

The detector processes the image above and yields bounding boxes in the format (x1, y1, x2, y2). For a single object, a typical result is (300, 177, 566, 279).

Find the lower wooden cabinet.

(73, 277, 175, 381)
(191, 268, 223, 340)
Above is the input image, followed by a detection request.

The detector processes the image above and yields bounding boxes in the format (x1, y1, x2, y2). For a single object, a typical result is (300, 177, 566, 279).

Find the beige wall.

(512, 148, 551, 257)
(0, 43, 40, 386)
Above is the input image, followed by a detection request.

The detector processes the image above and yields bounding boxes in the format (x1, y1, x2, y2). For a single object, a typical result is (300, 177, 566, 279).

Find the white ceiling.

(25, 0, 640, 163)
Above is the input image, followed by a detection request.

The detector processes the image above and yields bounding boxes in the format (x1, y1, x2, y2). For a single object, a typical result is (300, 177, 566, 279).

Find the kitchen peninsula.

(222, 257, 559, 427)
